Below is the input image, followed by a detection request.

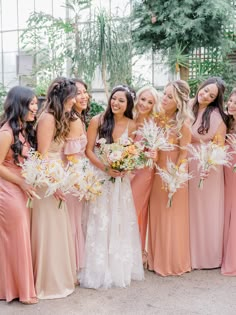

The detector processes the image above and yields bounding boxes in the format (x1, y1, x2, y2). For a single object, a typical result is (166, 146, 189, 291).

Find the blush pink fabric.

(189, 109, 224, 269)
(0, 123, 36, 302)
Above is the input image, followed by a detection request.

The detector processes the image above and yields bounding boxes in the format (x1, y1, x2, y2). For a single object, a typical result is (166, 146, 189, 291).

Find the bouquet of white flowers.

(156, 160, 192, 207)
(135, 119, 174, 167)
(187, 141, 232, 188)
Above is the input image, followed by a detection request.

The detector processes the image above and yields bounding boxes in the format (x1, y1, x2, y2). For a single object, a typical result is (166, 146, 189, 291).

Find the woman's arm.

(0, 131, 35, 197)
(176, 123, 192, 166)
(37, 113, 55, 155)
(214, 121, 226, 146)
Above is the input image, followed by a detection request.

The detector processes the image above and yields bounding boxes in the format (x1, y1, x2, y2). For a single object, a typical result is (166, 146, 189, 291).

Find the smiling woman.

(0, 86, 38, 304)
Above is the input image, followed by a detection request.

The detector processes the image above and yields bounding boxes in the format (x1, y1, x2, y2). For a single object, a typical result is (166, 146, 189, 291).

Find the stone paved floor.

(1, 269, 236, 315)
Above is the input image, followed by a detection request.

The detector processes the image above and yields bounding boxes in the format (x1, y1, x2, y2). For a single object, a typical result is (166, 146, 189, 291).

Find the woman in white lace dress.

(80, 85, 144, 289)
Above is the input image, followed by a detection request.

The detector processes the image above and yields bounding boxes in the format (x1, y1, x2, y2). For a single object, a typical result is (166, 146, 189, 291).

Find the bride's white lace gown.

(80, 130, 144, 289)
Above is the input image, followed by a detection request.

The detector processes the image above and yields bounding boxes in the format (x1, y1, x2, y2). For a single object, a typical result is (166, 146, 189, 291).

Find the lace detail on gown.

(80, 123, 144, 289)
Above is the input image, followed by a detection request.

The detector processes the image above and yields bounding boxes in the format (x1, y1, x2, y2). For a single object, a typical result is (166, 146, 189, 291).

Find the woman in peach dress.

(131, 86, 160, 260)
(0, 86, 38, 304)
(222, 89, 236, 275)
(64, 79, 89, 275)
(148, 80, 193, 276)
(189, 77, 228, 269)
(31, 77, 77, 299)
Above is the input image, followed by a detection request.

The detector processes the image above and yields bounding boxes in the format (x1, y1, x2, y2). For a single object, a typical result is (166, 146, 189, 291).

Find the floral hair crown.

(112, 85, 136, 101)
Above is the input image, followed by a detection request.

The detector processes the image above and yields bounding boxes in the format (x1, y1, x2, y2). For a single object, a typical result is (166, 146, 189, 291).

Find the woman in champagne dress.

(31, 77, 77, 299)
(64, 79, 89, 275)
(148, 80, 193, 276)
(222, 89, 236, 275)
(131, 86, 160, 261)
(0, 86, 38, 304)
(189, 77, 227, 269)
(80, 85, 144, 289)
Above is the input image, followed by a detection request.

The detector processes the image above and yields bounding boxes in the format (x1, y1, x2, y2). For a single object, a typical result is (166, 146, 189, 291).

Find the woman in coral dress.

(189, 77, 228, 269)
(80, 85, 144, 289)
(148, 80, 193, 276)
(0, 86, 38, 304)
(131, 86, 160, 260)
(31, 77, 77, 299)
(222, 89, 236, 275)
(64, 79, 89, 275)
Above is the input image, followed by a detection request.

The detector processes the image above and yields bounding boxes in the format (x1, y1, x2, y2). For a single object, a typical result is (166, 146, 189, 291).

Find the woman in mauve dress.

(189, 77, 228, 270)
(131, 85, 160, 263)
(222, 89, 236, 275)
(64, 78, 89, 276)
(31, 77, 77, 299)
(148, 80, 193, 276)
(0, 86, 38, 304)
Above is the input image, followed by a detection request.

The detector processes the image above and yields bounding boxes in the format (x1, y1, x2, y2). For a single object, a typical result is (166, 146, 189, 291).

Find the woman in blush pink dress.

(148, 80, 193, 276)
(131, 86, 160, 262)
(64, 79, 89, 276)
(31, 77, 77, 299)
(222, 89, 236, 275)
(0, 86, 38, 304)
(189, 77, 228, 270)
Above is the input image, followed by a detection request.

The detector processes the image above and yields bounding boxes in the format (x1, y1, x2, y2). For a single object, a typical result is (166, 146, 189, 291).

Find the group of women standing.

(0, 75, 236, 305)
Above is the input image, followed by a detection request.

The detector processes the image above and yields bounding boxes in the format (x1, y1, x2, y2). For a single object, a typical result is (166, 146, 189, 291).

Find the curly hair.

(166, 80, 194, 133)
(227, 88, 236, 132)
(98, 84, 136, 143)
(0, 86, 37, 164)
(192, 77, 228, 134)
(39, 77, 77, 142)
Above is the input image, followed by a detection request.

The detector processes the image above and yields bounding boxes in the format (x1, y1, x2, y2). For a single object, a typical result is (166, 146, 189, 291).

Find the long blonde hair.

(166, 80, 194, 132)
(133, 85, 160, 118)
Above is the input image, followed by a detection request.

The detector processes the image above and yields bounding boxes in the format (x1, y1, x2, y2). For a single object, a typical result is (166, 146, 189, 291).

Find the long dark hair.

(192, 77, 228, 134)
(39, 77, 77, 142)
(98, 85, 135, 143)
(0, 86, 37, 164)
(70, 78, 90, 126)
(227, 88, 236, 132)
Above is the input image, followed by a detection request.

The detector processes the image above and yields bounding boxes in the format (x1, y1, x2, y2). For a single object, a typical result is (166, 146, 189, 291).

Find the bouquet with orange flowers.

(96, 137, 145, 182)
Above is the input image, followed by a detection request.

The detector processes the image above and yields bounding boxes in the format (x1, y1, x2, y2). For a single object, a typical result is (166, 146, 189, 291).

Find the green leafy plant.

(0, 83, 7, 112)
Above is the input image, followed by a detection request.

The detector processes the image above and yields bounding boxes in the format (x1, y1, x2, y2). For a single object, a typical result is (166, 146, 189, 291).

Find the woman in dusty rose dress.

(189, 77, 228, 269)
(64, 79, 89, 275)
(148, 80, 193, 276)
(31, 77, 77, 299)
(0, 86, 38, 304)
(222, 89, 236, 275)
(131, 86, 160, 261)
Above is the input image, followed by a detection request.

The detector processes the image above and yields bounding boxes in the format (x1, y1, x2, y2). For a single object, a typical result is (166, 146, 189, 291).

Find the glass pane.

(92, 0, 110, 11)
(1, 0, 17, 30)
(2, 32, 18, 52)
(132, 53, 152, 85)
(3, 52, 17, 73)
(111, 0, 130, 17)
(53, 0, 66, 18)
(3, 72, 19, 88)
(18, 0, 35, 28)
(35, 0, 53, 14)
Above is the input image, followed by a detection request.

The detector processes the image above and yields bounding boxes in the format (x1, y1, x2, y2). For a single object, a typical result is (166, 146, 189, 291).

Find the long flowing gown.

(131, 132, 154, 251)
(80, 128, 144, 289)
(221, 142, 236, 275)
(31, 140, 76, 299)
(64, 134, 87, 273)
(148, 128, 191, 276)
(0, 123, 36, 302)
(189, 109, 224, 269)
